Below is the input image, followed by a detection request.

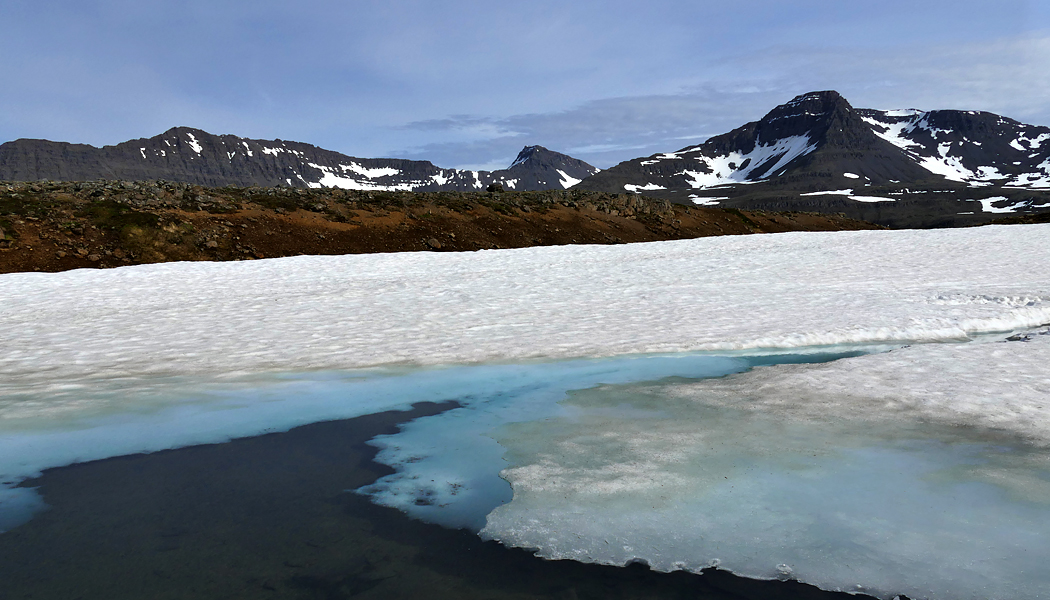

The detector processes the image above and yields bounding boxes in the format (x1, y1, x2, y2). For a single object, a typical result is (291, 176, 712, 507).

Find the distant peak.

(785, 90, 845, 105)
(510, 145, 548, 168)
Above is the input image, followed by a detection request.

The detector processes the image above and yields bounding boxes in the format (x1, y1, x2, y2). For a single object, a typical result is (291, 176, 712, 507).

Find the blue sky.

(2, 0, 1048, 170)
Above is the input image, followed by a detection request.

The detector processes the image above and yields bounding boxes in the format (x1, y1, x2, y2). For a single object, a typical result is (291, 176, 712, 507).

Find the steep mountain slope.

(0, 128, 598, 192)
(574, 91, 1050, 227)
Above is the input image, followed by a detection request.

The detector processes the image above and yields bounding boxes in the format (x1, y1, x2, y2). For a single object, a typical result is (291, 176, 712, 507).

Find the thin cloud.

(390, 33, 1050, 169)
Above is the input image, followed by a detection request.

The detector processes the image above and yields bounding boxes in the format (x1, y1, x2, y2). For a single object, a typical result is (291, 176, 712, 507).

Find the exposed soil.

(0, 180, 884, 274)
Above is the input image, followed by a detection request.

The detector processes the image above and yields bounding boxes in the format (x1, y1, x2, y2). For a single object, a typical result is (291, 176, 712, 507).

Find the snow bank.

(2, 225, 1049, 400)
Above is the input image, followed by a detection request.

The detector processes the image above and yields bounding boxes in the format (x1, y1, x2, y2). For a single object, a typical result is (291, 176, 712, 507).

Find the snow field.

(3, 224, 1048, 402)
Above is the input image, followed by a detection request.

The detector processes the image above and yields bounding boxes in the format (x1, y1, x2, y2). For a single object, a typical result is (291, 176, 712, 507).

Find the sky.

(2, 0, 1049, 170)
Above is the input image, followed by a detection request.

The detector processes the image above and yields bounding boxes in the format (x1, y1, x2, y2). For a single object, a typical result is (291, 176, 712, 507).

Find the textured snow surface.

(3, 225, 1050, 398)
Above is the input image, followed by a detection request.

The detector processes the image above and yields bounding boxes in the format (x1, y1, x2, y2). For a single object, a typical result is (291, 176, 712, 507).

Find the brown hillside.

(0, 180, 883, 274)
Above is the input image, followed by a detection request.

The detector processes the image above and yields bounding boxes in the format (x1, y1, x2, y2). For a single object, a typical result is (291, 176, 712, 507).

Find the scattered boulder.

(426, 237, 442, 249)
(486, 183, 504, 193)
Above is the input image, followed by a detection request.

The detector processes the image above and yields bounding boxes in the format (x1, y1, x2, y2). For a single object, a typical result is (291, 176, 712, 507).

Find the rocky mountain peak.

(496, 145, 599, 189)
(753, 90, 865, 147)
(509, 145, 546, 168)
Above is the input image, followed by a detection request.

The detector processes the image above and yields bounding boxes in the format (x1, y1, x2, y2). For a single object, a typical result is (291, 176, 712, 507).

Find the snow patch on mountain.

(849, 194, 895, 203)
(307, 163, 417, 191)
(801, 189, 853, 196)
(863, 110, 1050, 189)
(977, 196, 1016, 214)
(557, 169, 582, 189)
(679, 135, 817, 189)
(185, 132, 202, 155)
(624, 182, 666, 192)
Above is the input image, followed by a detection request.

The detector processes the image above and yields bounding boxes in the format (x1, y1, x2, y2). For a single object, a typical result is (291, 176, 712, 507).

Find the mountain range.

(576, 91, 1050, 227)
(0, 129, 598, 193)
(3, 90, 1049, 228)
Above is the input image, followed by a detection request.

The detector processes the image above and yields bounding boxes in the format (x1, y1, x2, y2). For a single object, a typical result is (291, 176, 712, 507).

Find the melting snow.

(481, 333, 1050, 600)
(843, 172, 860, 179)
(4, 226, 1050, 600)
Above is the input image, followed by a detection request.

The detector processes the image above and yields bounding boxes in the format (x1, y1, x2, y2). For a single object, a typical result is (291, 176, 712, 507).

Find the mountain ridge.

(0, 127, 599, 193)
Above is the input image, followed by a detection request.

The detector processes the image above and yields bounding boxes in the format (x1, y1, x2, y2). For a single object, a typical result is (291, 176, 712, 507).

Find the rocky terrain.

(0, 129, 598, 192)
(0, 180, 881, 274)
(575, 91, 1050, 228)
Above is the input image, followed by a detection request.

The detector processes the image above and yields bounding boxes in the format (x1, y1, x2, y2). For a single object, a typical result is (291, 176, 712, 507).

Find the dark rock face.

(494, 145, 600, 191)
(578, 91, 937, 195)
(574, 91, 1050, 228)
(0, 128, 598, 193)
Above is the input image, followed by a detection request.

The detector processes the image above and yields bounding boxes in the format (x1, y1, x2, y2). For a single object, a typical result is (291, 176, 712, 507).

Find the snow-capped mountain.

(575, 91, 1050, 227)
(0, 128, 598, 192)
